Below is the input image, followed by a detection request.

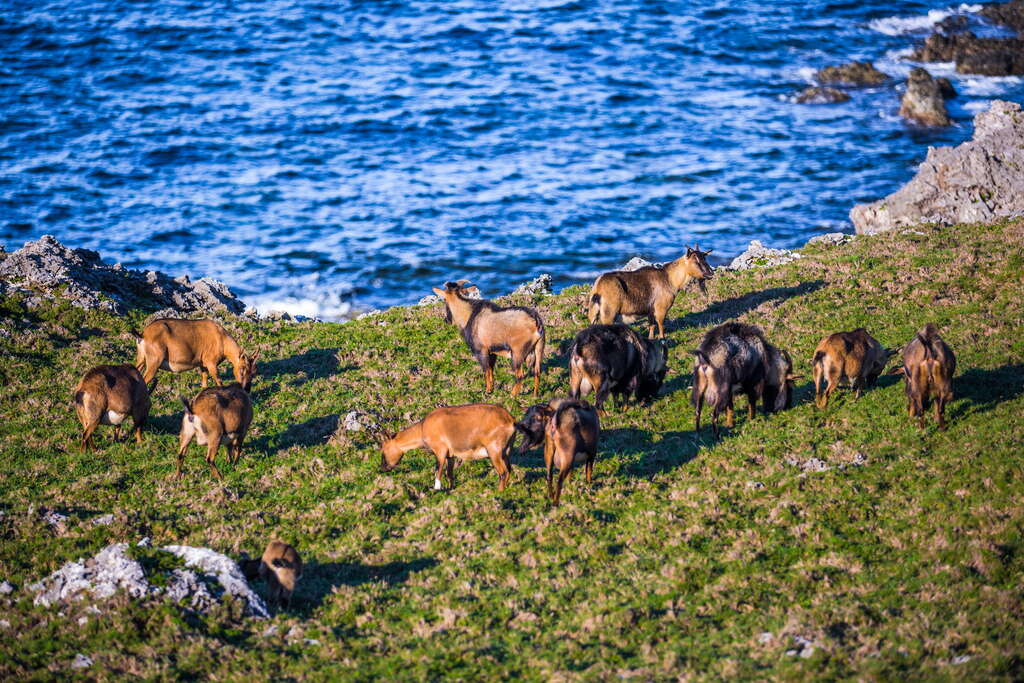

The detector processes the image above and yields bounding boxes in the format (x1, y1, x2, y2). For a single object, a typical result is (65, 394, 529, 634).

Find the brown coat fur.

(812, 328, 896, 408)
(176, 383, 253, 480)
(259, 540, 302, 608)
(73, 365, 150, 452)
(432, 282, 545, 396)
(134, 318, 259, 392)
(895, 323, 956, 429)
(542, 399, 600, 505)
(587, 247, 713, 338)
(380, 403, 519, 491)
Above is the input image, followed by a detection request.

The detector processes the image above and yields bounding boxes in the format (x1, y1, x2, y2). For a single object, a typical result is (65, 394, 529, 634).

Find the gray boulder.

(727, 240, 802, 270)
(510, 273, 552, 297)
(851, 100, 1024, 234)
(0, 235, 246, 315)
(815, 62, 889, 86)
(899, 68, 951, 127)
(619, 256, 656, 271)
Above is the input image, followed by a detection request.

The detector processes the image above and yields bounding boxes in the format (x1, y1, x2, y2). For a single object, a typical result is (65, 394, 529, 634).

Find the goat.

(176, 383, 253, 480)
(812, 329, 897, 408)
(133, 318, 259, 392)
(432, 281, 545, 396)
(543, 400, 600, 505)
(691, 322, 769, 437)
(587, 245, 713, 338)
(259, 540, 302, 608)
(893, 323, 955, 429)
(73, 364, 150, 452)
(567, 324, 668, 411)
(377, 403, 521, 491)
(763, 344, 800, 414)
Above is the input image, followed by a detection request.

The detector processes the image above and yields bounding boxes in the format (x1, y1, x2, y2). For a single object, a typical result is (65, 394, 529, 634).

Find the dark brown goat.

(73, 364, 151, 452)
(176, 383, 253, 480)
(259, 540, 303, 608)
(567, 324, 668, 411)
(893, 323, 955, 429)
(433, 281, 545, 396)
(812, 329, 897, 408)
(587, 246, 713, 338)
(691, 322, 795, 436)
(543, 399, 600, 505)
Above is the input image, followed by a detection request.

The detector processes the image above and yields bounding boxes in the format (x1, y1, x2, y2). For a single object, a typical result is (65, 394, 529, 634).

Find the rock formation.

(850, 100, 1024, 234)
(0, 235, 246, 315)
(910, 32, 1024, 76)
(795, 87, 851, 104)
(899, 68, 951, 127)
(727, 240, 802, 270)
(814, 62, 889, 86)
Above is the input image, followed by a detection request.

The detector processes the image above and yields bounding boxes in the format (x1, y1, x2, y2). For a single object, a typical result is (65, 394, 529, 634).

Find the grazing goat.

(73, 364, 151, 452)
(134, 318, 259, 392)
(176, 383, 253, 480)
(894, 323, 955, 430)
(259, 540, 302, 608)
(378, 403, 521, 491)
(588, 246, 713, 338)
(518, 399, 600, 505)
(691, 322, 788, 436)
(432, 281, 545, 396)
(812, 329, 897, 408)
(567, 324, 668, 411)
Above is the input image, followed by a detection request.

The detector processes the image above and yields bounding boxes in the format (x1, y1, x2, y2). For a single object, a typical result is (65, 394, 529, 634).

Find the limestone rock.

(727, 241, 802, 270)
(899, 68, 951, 127)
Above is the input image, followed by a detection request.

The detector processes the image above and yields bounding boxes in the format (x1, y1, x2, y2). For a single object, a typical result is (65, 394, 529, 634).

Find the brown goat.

(378, 403, 521, 491)
(567, 324, 668, 411)
(893, 323, 956, 430)
(133, 318, 259, 392)
(73, 365, 150, 452)
(812, 328, 897, 408)
(259, 540, 302, 608)
(543, 399, 600, 505)
(587, 246, 713, 338)
(176, 383, 253, 480)
(432, 281, 545, 396)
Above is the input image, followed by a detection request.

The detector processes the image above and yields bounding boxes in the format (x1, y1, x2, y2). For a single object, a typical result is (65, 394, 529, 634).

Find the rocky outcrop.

(510, 273, 553, 297)
(727, 240, 802, 270)
(0, 235, 246, 315)
(815, 62, 889, 86)
(980, 0, 1024, 34)
(795, 87, 851, 104)
(910, 32, 1024, 76)
(29, 542, 269, 618)
(851, 100, 1024, 234)
(899, 68, 951, 127)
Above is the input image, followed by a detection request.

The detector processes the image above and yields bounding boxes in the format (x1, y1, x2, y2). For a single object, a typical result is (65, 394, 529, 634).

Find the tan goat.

(541, 399, 600, 505)
(176, 383, 253, 480)
(259, 540, 302, 608)
(587, 246, 713, 338)
(893, 323, 956, 430)
(812, 328, 897, 408)
(432, 281, 545, 396)
(73, 364, 151, 452)
(378, 403, 521, 492)
(134, 318, 259, 391)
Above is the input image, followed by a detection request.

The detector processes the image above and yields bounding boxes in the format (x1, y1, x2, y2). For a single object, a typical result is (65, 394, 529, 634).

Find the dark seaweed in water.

(1, 1, 1020, 315)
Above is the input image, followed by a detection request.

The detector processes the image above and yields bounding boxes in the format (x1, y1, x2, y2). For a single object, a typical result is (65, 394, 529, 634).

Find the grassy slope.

(1, 220, 1023, 680)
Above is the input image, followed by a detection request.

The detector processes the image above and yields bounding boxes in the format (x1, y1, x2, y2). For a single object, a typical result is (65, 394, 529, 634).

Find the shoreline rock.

(727, 240, 802, 270)
(899, 68, 951, 127)
(795, 87, 851, 105)
(814, 62, 889, 87)
(0, 235, 246, 316)
(851, 100, 1024, 234)
(910, 32, 1024, 76)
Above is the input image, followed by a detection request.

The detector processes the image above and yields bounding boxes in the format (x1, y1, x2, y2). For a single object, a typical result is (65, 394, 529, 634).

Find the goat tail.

(587, 292, 601, 323)
(133, 338, 146, 371)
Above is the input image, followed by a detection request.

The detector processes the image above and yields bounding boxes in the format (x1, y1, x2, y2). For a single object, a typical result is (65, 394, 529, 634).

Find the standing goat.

(73, 365, 150, 452)
(517, 399, 599, 505)
(176, 383, 253, 480)
(134, 318, 259, 392)
(812, 328, 897, 408)
(567, 324, 668, 411)
(259, 540, 302, 608)
(691, 322, 795, 436)
(893, 323, 956, 430)
(432, 281, 545, 396)
(377, 403, 521, 492)
(588, 246, 713, 338)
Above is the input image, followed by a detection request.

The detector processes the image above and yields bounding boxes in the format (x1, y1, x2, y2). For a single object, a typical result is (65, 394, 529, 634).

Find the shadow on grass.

(602, 427, 698, 478)
(284, 557, 439, 615)
(250, 414, 340, 454)
(948, 364, 1024, 421)
(259, 348, 353, 381)
(668, 279, 827, 333)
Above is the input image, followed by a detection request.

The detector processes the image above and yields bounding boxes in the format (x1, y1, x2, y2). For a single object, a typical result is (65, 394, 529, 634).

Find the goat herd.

(72, 245, 957, 512)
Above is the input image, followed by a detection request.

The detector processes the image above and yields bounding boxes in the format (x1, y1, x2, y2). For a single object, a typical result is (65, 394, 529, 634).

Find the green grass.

(1, 220, 1023, 679)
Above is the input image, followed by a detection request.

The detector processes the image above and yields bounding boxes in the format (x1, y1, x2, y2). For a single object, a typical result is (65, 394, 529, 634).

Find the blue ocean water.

(1, 1, 1021, 316)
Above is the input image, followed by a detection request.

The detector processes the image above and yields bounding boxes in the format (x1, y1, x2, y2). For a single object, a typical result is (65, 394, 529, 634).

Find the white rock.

(162, 545, 269, 619)
(0, 580, 13, 594)
(71, 654, 93, 669)
(92, 514, 114, 527)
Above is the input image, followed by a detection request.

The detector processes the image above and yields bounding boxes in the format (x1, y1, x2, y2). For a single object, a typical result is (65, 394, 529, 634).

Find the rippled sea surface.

(2, 1, 1022, 315)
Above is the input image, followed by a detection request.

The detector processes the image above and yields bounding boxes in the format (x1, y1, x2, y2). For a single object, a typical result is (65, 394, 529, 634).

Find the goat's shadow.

(249, 414, 340, 454)
(668, 280, 826, 333)
(279, 557, 439, 616)
(601, 427, 698, 478)
(259, 348, 352, 381)
(948, 364, 1024, 421)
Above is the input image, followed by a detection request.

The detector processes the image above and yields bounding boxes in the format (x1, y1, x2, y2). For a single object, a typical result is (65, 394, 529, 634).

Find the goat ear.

(889, 366, 906, 376)
(702, 248, 713, 255)
(787, 373, 803, 381)
(179, 396, 192, 414)
(886, 347, 901, 357)
(455, 279, 471, 286)
(431, 287, 445, 297)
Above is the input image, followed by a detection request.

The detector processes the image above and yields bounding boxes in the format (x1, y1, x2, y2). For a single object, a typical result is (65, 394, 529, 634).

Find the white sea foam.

(869, 4, 982, 36)
(960, 75, 1023, 96)
(246, 295, 353, 321)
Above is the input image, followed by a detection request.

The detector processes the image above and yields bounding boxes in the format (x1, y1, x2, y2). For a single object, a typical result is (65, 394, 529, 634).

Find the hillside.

(1, 219, 1023, 679)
